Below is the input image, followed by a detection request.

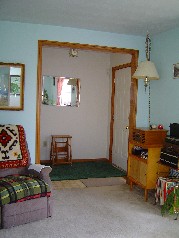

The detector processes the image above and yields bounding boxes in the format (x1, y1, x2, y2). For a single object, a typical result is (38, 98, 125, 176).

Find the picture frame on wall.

(0, 62, 25, 110)
(173, 63, 179, 78)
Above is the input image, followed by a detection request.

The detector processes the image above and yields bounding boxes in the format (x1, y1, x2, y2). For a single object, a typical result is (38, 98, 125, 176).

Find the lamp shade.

(133, 60, 159, 80)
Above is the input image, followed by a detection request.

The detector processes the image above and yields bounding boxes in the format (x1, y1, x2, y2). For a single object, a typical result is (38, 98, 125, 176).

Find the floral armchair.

(0, 124, 52, 229)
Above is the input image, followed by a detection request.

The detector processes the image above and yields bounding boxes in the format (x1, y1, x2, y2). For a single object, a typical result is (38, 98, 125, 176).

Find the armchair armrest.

(28, 164, 52, 189)
(28, 164, 51, 173)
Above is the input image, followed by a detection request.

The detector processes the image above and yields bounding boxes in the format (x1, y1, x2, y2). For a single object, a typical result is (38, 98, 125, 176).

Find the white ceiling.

(1, 0, 179, 36)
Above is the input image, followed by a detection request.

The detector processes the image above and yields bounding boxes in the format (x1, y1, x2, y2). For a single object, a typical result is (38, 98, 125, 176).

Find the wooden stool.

(50, 135, 72, 165)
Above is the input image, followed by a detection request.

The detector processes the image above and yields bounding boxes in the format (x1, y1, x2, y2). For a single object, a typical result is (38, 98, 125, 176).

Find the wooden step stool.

(50, 135, 72, 165)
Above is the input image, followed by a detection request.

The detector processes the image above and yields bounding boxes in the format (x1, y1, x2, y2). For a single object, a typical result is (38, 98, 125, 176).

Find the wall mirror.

(0, 62, 25, 110)
(42, 76, 80, 107)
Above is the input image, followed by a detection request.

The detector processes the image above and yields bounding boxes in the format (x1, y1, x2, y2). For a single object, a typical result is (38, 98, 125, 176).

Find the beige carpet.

(52, 180, 86, 189)
(52, 177, 126, 190)
(81, 177, 126, 187)
(1, 178, 179, 238)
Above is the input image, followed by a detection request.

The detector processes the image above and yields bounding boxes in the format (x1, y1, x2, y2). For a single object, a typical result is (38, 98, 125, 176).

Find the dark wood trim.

(112, 62, 132, 71)
(36, 41, 42, 164)
(129, 51, 139, 131)
(40, 160, 51, 164)
(69, 158, 108, 163)
(40, 158, 109, 165)
(109, 67, 116, 163)
(39, 40, 137, 54)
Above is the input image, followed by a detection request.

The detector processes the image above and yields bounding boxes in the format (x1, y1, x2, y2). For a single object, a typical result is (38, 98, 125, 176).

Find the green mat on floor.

(49, 161, 126, 181)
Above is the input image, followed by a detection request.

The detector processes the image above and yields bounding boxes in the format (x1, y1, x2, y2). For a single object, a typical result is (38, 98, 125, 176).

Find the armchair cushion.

(0, 124, 52, 229)
(0, 175, 51, 206)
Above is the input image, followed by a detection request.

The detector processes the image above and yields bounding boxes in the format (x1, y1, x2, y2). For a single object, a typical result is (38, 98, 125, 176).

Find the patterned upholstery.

(0, 124, 29, 169)
(0, 175, 51, 206)
(0, 124, 52, 229)
(155, 177, 179, 205)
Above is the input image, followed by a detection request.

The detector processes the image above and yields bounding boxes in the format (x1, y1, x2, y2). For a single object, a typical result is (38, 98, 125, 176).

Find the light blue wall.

(0, 21, 146, 163)
(151, 28, 179, 132)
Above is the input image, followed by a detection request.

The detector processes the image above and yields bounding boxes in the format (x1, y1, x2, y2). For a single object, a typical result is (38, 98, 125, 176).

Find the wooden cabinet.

(128, 128, 168, 201)
(129, 156, 147, 186)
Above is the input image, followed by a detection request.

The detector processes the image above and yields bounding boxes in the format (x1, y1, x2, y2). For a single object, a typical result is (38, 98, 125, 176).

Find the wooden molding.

(39, 40, 137, 55)
(40, 158, 109, 165)
(36, 41, 43, 164)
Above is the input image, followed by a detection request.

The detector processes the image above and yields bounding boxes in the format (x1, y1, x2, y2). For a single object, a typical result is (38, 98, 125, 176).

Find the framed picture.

(0, 62, 25, 110)
(173, 63, 179, 78)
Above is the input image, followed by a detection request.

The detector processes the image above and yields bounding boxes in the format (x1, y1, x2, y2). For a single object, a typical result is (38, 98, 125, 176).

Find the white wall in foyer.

(41, 48, 111, 160)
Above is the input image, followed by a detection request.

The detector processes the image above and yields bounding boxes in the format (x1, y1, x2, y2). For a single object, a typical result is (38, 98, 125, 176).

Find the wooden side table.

(50, 135, 72, 165)
(128, 128, 168, 201)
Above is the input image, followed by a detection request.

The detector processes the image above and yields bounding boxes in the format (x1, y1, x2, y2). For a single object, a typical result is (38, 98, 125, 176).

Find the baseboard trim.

(40, 158, 108, 165)
(40, 160, 51, 165)
(72, 158, 108, 163)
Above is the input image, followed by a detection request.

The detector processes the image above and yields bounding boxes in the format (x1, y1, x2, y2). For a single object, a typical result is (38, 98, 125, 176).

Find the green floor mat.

(49, 161, 126, 181)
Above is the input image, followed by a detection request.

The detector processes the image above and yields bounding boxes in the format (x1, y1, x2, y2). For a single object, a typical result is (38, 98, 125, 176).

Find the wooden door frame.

(36, 40, 138, 163)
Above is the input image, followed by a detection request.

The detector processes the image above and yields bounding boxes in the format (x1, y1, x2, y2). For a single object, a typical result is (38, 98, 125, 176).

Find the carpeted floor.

(1, 178, 179, 238)
(52, 177, 126, 189)
(50, 161, 126, 181)
(81, 177, 125, 187)
(52, 180, 86, 189)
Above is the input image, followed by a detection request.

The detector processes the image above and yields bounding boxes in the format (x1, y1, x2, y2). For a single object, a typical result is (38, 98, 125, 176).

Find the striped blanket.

(0, 175, 51, 206)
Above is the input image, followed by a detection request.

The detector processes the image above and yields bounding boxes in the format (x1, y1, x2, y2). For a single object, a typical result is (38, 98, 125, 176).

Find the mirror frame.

(0, 62, 25, 110)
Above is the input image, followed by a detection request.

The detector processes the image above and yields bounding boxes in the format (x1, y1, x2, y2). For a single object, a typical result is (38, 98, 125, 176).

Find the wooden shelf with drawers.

(127, 128, 169, 201)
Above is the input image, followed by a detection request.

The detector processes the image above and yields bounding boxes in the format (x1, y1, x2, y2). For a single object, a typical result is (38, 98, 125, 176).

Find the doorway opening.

(36, 40, 138, 165)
